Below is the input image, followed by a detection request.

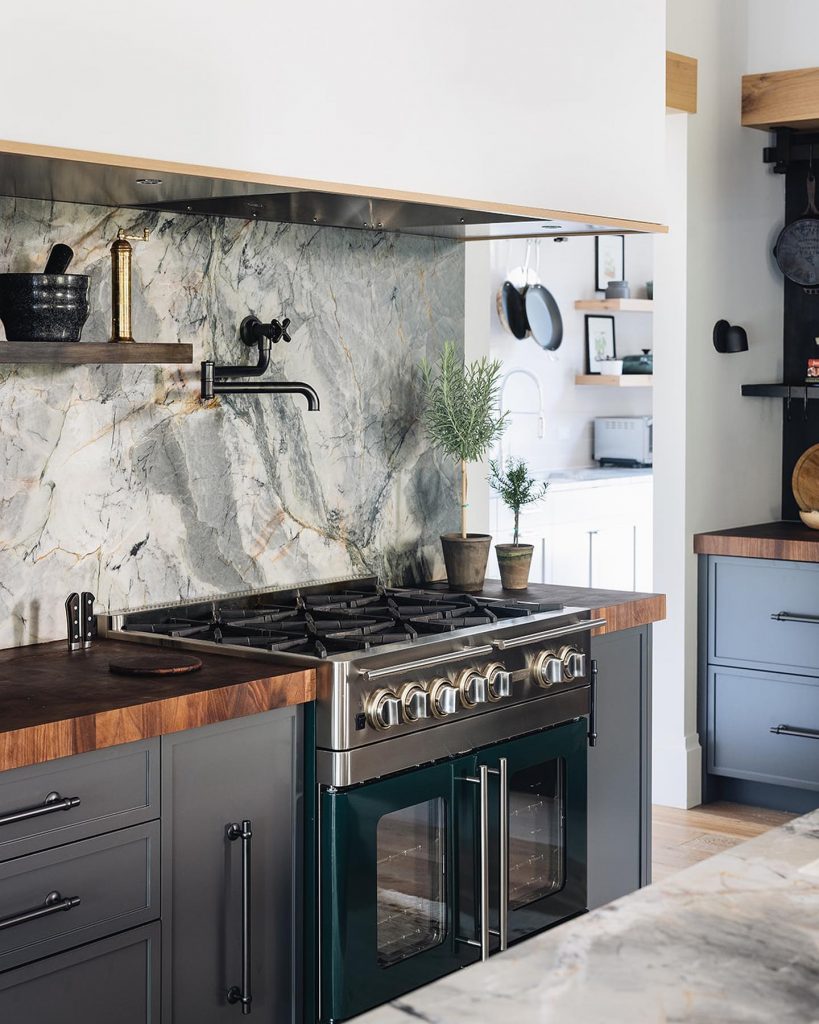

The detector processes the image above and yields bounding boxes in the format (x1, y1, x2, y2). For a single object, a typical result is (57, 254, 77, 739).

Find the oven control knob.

(533, 651, 563, 688)
(429, 678, 460, 717)
(399, 683, 431, 722)
(366, 689, 402, 731)
(559, 645, 587, 680)
(456, 669, 489, 708)
(484, 662, 512, 701)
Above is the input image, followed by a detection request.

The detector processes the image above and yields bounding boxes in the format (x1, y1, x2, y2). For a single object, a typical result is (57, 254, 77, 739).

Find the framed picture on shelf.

(585, 315, 616, 372)
(595, 235, 625, 292)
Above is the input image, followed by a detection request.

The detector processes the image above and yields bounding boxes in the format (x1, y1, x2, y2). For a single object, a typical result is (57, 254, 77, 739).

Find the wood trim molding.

(666, 51, 698, 114)
(0, 138, 668, 236)
(742, 66, 819, 131)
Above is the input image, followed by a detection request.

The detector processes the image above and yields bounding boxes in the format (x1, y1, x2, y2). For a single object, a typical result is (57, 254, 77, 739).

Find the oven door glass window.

(376, 798, 446, 967)
(509, 757, 565, 909)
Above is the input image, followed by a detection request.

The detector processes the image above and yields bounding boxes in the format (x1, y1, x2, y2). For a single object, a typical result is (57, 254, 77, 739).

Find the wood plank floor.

(651, 801, 798, 883)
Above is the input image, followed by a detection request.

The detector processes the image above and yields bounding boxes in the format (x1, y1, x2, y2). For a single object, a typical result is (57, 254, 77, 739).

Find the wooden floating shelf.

(666, 51, 698, 114)
(575, 374, 653, 388)
(574, 299, 654, 312)
(742, 383, 819, 399)
(0, 342, 193, 365)
(742, 66, 819, 131)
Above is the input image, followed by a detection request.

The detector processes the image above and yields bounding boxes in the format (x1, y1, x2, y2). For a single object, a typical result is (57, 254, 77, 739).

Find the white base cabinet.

(489, 474, 653, 592)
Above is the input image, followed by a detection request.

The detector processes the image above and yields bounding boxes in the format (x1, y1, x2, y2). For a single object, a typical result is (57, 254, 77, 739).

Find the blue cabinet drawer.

(0, 740, 159, 863)
(710, 557, 819, 675)
(707, 666, 819, 790)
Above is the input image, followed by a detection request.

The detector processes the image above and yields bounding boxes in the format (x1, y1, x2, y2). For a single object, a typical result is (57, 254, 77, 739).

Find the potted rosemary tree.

(421, 341, 507, 592)
(488, 458, 548, 590)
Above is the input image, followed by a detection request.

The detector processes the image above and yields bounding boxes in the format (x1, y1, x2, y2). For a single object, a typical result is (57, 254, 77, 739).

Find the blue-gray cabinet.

(0, 707, 303, 1023)
(699, 554, 819, 812)
(588, 626, 652, 908)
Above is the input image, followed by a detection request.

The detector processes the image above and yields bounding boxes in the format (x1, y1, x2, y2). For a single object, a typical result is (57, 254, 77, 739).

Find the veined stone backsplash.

(0, 196, 464, 649)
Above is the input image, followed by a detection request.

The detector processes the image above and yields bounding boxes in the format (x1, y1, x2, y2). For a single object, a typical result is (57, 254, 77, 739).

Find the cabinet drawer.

(710, 557, 819, 675)
(0, 923, 160, 1024)
(708, 667, 819, 790)
(0, 740, 159, 862)
(0, 821, 159, 971)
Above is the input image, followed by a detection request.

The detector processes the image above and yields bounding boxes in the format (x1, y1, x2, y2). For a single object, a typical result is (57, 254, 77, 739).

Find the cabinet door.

(162, 708, 302, 1024)
(0, 923, 159, 1024)
(590, 523, 637, 592)
(548, 523, 595, 588)
(587, 627, 651, 909)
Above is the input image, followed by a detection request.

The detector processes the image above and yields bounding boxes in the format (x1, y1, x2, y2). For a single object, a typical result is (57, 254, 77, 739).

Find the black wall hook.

(713, 319, 749, 354)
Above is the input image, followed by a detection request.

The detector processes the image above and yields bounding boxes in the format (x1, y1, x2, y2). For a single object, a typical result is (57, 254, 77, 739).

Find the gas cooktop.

(119, 586, 564, 660)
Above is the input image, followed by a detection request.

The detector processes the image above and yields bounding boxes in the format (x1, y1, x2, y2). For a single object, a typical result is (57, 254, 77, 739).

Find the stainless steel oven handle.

(360, 645, 495, 681)
(496, 758, 509, 951)
(492, 618, 607, 651)
(462, 764, 490, 961)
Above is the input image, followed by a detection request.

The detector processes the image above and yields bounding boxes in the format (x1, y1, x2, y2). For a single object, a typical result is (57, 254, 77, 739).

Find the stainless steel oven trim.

(316, 687, 589, 787)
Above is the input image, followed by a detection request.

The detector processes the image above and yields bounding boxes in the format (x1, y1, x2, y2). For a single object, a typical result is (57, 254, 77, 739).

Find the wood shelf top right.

(743, 66, 819, 131)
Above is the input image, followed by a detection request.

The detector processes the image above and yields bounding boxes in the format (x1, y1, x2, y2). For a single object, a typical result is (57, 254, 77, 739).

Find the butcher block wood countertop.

(430, 580, 666, 636)
(693, 521, 819, 563)
(0, 638, 315, 772)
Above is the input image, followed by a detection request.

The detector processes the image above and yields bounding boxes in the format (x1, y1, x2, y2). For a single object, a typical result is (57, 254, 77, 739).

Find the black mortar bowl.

(0, 274, 90, 341)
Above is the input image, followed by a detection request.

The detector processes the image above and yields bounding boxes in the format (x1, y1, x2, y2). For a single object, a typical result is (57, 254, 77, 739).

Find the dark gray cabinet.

(700, 554, 819, 813)
(587, 626, 652, 909)
(0, 922, 160, 1024)
(161, 707, 303, 1024)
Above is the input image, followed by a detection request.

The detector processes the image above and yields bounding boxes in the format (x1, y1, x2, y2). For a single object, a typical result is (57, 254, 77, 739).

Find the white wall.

(0, 1, 666, 224)
(657, 0, 785, 808)
(488, 236, 653, 471)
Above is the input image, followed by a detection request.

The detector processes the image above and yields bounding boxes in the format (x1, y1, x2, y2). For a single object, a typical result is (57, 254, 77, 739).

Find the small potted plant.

(488, 457, 548, 590)
(420, 341, 507, 592)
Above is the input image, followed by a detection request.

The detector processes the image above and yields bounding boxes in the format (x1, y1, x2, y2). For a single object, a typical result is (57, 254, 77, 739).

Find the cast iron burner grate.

(121, 586, 563, 659)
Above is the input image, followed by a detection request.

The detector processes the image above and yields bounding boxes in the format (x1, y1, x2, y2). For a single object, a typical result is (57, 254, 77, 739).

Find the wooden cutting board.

(792, 443, 819, 511)
(108, 652, 203, 677)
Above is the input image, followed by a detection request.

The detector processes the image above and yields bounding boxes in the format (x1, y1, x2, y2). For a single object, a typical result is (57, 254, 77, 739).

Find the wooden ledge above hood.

(0, 139, 667, 241)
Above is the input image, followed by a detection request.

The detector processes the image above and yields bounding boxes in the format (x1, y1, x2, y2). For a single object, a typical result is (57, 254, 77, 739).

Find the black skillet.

(524, 283, 563, 351)
(774, 169, 819, 289)
(497, 280, 529, 339)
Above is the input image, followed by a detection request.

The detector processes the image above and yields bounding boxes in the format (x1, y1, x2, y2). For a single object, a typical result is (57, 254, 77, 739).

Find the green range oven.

(305, 597, 602, 1023)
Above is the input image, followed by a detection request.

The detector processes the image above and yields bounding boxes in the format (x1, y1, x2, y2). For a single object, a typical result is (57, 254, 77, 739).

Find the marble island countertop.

(357, 809, 819, 1024)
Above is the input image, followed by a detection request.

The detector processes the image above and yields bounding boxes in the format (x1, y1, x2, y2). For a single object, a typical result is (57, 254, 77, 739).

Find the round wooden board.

(792, 443, 819, 512)
(108, 652, 203, 677)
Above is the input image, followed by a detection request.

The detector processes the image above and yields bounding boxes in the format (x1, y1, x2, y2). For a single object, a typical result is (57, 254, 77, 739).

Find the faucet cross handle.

(116, 228, 151, 242)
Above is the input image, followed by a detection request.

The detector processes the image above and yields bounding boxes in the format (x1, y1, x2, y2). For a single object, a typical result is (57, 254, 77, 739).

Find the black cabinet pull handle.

(770, 724, 819, 741)
(0, 791, 81, 829)
(227, 819, 253, 1015)
(588, 659, 598, 748)
(771, 611, 819, 625)
(0, 890, 80, 931)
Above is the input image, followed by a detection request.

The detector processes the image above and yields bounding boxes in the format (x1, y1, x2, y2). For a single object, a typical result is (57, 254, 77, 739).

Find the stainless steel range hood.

(0, 139, 666, 240)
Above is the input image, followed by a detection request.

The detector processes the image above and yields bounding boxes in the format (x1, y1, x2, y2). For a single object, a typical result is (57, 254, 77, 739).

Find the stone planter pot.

(440, 533, 492, 593)
(495, 543, 534, 591)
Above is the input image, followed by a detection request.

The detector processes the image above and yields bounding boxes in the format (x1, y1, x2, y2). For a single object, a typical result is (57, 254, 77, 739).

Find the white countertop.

(356, 808, 819, 1024)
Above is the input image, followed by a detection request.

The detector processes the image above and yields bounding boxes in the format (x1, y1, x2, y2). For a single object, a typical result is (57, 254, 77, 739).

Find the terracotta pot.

(495, 543, 534, 591)
(440, 533, 492, 593)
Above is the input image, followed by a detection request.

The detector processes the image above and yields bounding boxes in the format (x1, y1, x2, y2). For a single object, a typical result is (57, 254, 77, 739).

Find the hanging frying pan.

(774, 168, 819, 289)
(524, 284, 563, 350)
(496, 280, 529, 339)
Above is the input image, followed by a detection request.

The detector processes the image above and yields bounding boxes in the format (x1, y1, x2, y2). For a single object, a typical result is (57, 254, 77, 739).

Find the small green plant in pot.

(488, 458, 548, 590)
(420, 341, 507, 592)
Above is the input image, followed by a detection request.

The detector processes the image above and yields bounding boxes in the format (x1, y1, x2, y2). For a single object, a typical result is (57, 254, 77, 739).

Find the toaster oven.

(593, 416, 653, 467)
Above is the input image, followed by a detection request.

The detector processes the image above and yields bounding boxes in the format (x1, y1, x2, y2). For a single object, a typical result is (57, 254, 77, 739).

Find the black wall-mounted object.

(713, 320, 748, 353)
(200, 314, 320, 410)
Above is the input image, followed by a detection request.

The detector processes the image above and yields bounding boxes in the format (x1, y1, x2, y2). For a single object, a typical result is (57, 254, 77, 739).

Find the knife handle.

(65, 594, 81, 652)
(81, 593, 96, 649)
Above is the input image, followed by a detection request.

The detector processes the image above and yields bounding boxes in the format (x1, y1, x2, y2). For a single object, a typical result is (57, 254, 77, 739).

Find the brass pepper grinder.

(110, 228, 150, 342)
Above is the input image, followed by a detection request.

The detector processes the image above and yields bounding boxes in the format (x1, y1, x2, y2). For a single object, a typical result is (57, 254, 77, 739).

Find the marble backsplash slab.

(0, 197, 464, 648)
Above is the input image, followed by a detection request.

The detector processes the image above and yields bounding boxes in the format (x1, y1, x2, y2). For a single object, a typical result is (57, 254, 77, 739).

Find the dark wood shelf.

(742, 383, 819, 399)
(0, 342, 193, 365)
